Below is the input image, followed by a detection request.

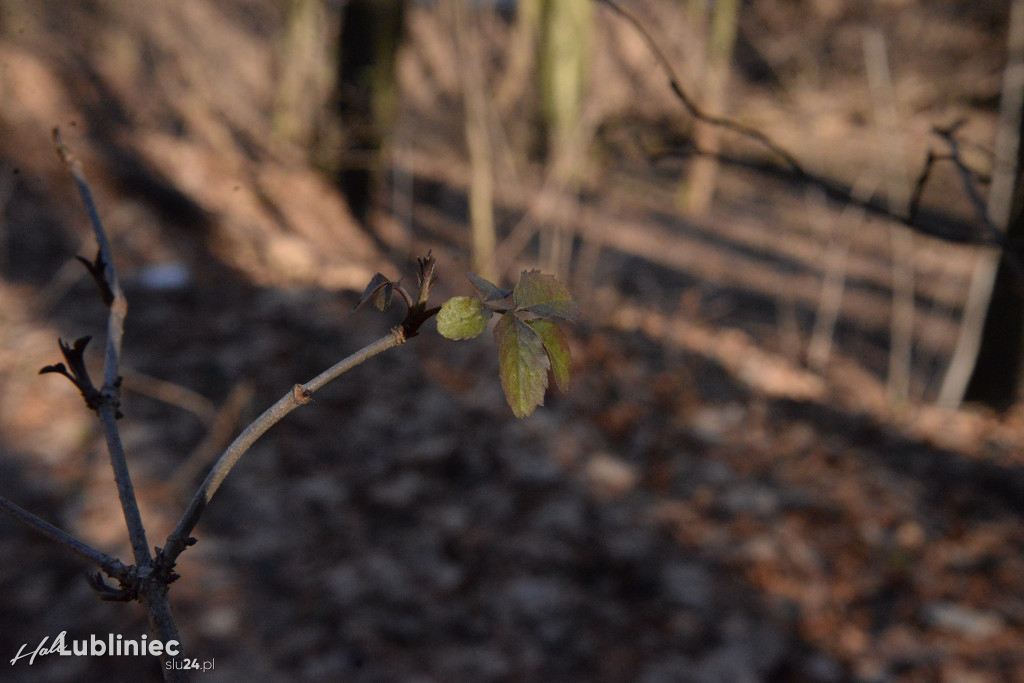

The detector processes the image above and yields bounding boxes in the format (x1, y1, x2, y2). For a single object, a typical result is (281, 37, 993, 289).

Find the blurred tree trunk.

(962, 111, 1024, 408)
(938, 0, 1024, 409)
(679, 0, 739, 215)
(335, 0, 406, 225)
(450, 0, 498, 281)
(496, 0, 541, 115)
(273, 0, 334, 147)
(537, 0, 592, 277)
(539, 0, 590, 160)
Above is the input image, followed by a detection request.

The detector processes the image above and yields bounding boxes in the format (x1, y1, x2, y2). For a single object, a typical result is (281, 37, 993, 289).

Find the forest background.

(0, 1, 1021, 681)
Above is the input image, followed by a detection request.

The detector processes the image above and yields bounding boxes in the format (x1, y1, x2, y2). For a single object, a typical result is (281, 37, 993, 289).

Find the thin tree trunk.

(450, 0, 498, 281)
(681, 0, 739, 215)
(335, 0, 406, 225)
(538, 0, 592, 277)
(938, 0, 1024, 408)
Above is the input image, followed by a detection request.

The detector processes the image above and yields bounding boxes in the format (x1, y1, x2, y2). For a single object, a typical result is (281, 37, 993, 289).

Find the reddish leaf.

(353, 273, 394, 312)
(466, 272, 513, 302)
(513, 270, 580, 322)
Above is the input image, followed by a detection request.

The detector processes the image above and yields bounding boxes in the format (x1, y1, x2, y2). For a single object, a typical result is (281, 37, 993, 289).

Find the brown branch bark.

(162, 329, 407, 566)
(51, 129, 185, 681)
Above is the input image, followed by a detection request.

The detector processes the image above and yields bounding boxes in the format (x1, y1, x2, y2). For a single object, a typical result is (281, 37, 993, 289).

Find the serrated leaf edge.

(495, 315, 550, 419)
(524, 318, 571, 393)
(512, 270, 580, 322)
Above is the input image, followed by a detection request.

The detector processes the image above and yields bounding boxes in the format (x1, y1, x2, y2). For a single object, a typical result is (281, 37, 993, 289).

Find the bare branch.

(0, 495, 129, 580)
(907, 150, 947, 226)
(932, 122, 1004, 245)
(52, 131, 183, 678)
(595, 0, 805, 176)
(53, 129, 127, 392)
(162, 329, 408, 565)
(52, 128, 151, 568)
(913, 124, 1024, 289)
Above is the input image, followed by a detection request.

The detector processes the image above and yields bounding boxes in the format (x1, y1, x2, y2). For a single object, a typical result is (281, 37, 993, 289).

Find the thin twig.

(931, 122, 1005, 246)
(162, 329, 407, 565)
(0, 495, 129, 579)
(97, 408, 151, 563)
(53, 129, 152, 568)
(52, 131, 183, 679)
(121, 366, 220, 427)
(595, 0, 805, 176)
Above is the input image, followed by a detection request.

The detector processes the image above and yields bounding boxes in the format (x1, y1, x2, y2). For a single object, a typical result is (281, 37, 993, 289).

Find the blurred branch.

(911, 121, 1004, 249)
(807, 174, 879, 373)
(272, 0, 333, 145)
(495, 0, 541, 112)
(168, 381, 256, 494)
(595, 0, 1023, 266)
(679, 0, 739, 214)
(449, 0, 498, 281)
(121, 367, 219, 426)
(863, 27, 914, 406)
(938, 0, 1024, 408)
(538, 0, 594, 277)
(594, 0, 803, 174)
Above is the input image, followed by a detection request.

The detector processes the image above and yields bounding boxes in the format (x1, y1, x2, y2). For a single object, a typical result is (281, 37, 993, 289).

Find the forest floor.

(1, 1, 1022, 681)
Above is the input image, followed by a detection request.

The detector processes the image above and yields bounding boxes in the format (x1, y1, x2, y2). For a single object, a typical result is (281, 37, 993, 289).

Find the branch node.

(87, 568, 140, 602)
(39, 336, 103, 411)
(292, 384, 312, 404)
(75, 249, 115, 307)
(390, 326, 407, 346)
(151, 547, 182, 586)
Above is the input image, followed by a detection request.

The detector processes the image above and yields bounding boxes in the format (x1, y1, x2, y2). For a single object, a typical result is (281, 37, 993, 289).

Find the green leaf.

(467, 272, 513, 302)
(513, 270, 580, 322)
(494, 314, 550, 418)
(436, 296, 491, 340)
(525, 318, 571, 393)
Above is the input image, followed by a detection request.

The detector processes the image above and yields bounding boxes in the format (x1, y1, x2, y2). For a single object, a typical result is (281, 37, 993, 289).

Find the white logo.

(10, 632, 179, 666)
